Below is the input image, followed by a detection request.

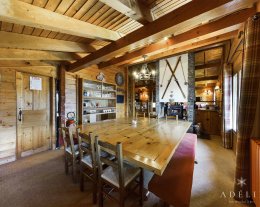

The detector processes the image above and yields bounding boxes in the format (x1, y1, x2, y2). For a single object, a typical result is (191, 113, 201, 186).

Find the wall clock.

(115, 72, 124, 86)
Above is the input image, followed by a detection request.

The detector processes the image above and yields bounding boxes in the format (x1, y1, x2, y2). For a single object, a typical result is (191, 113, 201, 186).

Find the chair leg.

(80, 167, 84, 192)
(93, 169, 98, 204)
(65, 155, 69, 175)
(119, 189, 125, 207)
(93, 181, 97, 204)
(139, 169, 144, 206)
(163, 201, 170, 207)
(98, 180, 104, 207)
(72, 159, 76, 183)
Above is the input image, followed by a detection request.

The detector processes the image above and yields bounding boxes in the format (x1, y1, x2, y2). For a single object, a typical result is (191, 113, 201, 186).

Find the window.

(232, 71, 242, 132)
(232, 74, 238, 131)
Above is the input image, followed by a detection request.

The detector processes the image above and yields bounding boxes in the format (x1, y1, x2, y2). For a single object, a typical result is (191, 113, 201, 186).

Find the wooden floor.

(0, 136, 255, 207)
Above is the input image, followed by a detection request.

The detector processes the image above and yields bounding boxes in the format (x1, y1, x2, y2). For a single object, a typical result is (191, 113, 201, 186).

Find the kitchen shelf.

(83, 87, 102, 91)
(196, 101, 222, 103)
(84, 112, 116, 115)
(79, 78, 117, 124)
(102, 89, 117, 92)
(84, 97, 116, 100)
(83, 107, 116, 109)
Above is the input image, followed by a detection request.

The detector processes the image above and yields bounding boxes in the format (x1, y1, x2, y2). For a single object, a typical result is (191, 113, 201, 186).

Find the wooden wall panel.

(0, 68, 16, 165)
(0, 66, 57, 165)
(65, 72, 77, 121)
(232, 46, 243, 74)
(195, 87, 214, 102)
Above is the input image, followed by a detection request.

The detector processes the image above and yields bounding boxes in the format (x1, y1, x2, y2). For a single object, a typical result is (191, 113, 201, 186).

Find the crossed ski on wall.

(160, 56, 187, 100)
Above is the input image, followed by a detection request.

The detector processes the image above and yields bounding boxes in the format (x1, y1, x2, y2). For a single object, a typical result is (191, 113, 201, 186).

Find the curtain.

(251, 79, 260, 137)
(222, 63, 233, 149)
(234, 12, 260, 200)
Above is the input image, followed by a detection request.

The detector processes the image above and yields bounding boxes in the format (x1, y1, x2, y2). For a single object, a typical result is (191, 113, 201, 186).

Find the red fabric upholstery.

(148, 133, 197, 207)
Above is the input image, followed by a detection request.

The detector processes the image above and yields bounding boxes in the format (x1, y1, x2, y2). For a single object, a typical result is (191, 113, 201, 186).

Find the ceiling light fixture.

(132, 55, 156, 81)
(164, 36, 169, 41)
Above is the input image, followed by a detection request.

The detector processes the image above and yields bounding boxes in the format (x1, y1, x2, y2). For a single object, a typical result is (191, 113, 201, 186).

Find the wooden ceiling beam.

(0, 31, 99, 53)
(69, 0, 257, 72)
(195, 61, 222, 70)
(0, 48, 87, 61)
(195, 76, 219, 82)
(257, 0, 260, 12)
(126, 31, 237, 66)
(99, 7, 254, 69)
(0, 60, 58, 67)
(195, 45, 224, 54)
(82, 31, 235, 70)
(0, 0, 122, 41)
(99, 0, 153, 24)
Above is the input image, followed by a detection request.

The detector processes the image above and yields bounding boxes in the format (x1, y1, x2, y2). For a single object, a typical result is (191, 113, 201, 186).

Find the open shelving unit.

(78, 79, 117, 124)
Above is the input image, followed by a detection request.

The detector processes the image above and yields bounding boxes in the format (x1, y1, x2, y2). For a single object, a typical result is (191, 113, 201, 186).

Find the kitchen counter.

(195, 109, 221, 135)
(196, 108, 221, 113)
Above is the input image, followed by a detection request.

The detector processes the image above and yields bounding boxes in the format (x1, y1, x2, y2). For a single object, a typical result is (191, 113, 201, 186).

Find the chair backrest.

(60, 127, 77, 156)
(76, 128, 96, 167)
(95, 136, 125, 188)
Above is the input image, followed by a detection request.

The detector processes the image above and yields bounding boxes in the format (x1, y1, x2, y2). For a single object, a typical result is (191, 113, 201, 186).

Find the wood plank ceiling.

(0, 0, 258, 69)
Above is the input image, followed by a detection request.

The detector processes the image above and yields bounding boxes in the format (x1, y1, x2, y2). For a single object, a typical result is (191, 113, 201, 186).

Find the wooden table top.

(79, 118, 191, 176)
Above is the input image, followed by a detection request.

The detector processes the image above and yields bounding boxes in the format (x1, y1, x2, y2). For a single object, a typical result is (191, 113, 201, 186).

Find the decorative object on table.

(66, 112, 76, 127)
(96, 72, 105, 81)
(115, 72, 124, 86)
(132, 119, 137, 125)
(132, 55, 156, 81)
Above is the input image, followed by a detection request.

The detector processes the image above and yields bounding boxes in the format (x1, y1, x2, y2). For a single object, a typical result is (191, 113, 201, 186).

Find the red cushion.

(148, 133, 197, 207)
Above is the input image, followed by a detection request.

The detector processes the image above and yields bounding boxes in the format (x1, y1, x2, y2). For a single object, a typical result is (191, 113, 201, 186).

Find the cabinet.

(195, 110, 221, 135)
(78, 79, 116, 124)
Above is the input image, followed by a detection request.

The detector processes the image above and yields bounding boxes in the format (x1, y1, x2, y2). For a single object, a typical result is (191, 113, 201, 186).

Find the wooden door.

(16, 72, 51, 157)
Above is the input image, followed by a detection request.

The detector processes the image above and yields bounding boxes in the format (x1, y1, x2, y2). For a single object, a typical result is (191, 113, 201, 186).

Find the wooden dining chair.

(59, 127, 79, 182)
(77, 128, 97, 204)
(95, 136, 144, 207)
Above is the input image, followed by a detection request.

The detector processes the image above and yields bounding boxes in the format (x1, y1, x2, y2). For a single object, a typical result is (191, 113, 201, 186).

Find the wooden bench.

(148, 133, 197, 207)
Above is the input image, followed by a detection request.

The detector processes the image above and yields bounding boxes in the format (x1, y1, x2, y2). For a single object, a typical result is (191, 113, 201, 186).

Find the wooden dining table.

(79, 118, 191, 176)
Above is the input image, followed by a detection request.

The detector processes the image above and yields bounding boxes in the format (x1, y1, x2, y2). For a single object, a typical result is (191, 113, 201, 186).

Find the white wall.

(159, 53, 188, 102)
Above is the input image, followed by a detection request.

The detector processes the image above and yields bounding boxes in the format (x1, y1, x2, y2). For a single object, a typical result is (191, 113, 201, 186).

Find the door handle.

(18, 108, 23, 122)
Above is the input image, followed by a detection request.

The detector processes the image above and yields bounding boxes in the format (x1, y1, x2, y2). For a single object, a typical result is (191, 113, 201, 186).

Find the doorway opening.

(135, 81, 156, 117)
